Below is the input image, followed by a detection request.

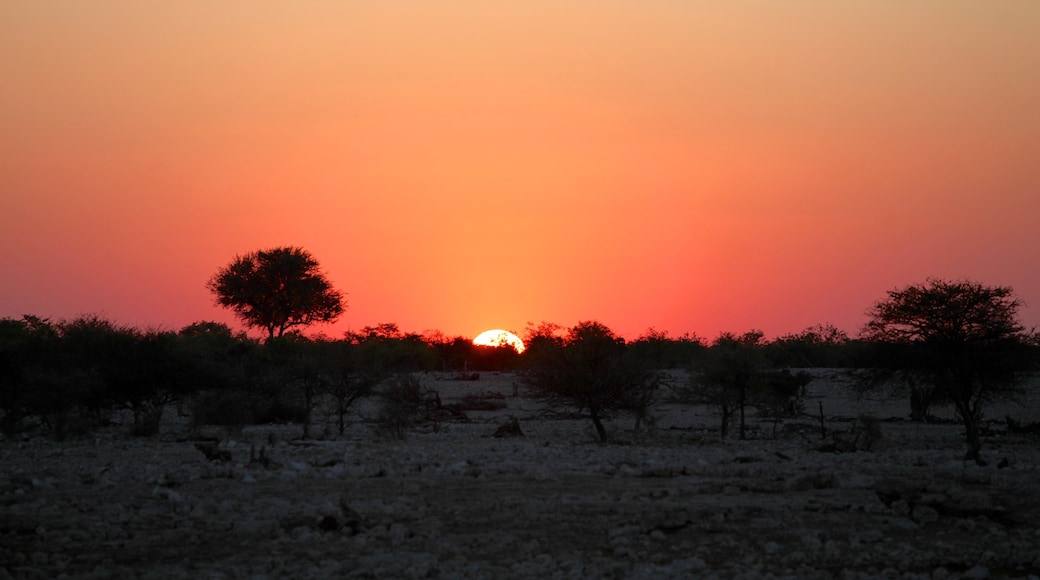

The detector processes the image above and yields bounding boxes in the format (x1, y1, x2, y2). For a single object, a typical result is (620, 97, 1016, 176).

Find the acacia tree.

(522, 320, 661, 442)
(208, 247, 345, 340)
(860, 278, 1034, 461)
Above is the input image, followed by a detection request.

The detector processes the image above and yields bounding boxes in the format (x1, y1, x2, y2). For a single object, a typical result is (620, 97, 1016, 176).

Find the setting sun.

(1, 2, 1038, 340)
(473, 329, 525, 353)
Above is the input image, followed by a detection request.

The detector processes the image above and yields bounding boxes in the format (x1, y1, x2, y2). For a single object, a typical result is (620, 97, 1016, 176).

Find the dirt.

(2, 371, 1039, 578)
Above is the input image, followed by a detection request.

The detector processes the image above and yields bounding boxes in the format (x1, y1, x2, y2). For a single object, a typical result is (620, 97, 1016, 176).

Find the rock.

(874, 477, 925, 506)
(859, 530, 885, 543)
(317, 515, 340, 532)
(911, 504, 939, 524)
(194, 442, 232, 463)
(962, 564, 989, 579)
(493, 417, 524, 438)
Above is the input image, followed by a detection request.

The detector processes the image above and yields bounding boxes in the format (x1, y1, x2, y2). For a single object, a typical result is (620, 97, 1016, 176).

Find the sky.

(2, 1, 1039, 341)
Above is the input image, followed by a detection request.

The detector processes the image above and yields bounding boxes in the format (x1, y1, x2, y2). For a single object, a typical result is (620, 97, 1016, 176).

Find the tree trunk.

(909, 389, 931, 422)
(958, 402, 983, 462)
(337, 396, 346, 435)
(719, 405, 730, 440)
(301, 388, 314, 440)
(590, 407, 608, 443)
(132, 401, 164, 437)
(738, 398, 747, 441)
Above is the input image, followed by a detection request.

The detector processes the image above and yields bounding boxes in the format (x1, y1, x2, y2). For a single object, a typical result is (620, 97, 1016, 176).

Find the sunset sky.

(3, 2, 1039, 341)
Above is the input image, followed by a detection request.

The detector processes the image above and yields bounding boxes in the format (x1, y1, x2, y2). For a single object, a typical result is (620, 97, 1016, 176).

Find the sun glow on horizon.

(1, 3, 1038, 339)
(473, 329, 525, 353)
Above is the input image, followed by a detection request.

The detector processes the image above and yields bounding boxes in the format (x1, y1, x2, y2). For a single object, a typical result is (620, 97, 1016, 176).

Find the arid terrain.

(2, 371, 1039, 579)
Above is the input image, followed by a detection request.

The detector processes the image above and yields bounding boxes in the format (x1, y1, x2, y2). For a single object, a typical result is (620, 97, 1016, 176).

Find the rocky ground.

(2, 371, 1039, 579)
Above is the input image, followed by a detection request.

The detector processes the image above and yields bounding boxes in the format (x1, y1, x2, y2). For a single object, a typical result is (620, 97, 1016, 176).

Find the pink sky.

(2, 2, 1039, 340)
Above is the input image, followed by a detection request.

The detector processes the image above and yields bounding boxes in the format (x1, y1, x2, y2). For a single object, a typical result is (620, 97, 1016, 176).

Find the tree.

(316, 338, 386, 435)
(0, 316, 59, 436)
(686, 331, 768, 440)
(860, 278, 1034, 461)
(629, 328, 707, 370)
(208, 246, 345, 340)
(345, 323, 438, 371)
(262, 334, 325, 439)
(521, 321, 661, 442)
(767, 323, 850, 368)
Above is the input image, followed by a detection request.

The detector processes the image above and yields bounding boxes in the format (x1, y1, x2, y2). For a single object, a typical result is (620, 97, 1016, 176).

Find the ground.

(2, 371, 1039, 579)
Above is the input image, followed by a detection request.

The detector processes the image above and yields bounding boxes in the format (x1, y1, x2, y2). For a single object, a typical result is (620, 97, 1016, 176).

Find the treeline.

(0, 316, 532, 439)
(2, 312, 1037, 452)
(0, 315, 863, 439)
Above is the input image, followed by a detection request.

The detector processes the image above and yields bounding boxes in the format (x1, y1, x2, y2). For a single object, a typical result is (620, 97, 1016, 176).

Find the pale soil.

(2, 371, 1039, 579)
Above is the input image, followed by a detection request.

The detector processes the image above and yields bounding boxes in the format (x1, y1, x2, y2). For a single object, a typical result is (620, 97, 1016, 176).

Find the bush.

(190, 386, 308, 428)
(190, 389, 255, 428)
(375, 375, 427, 440)
(817, 414, 882, 452)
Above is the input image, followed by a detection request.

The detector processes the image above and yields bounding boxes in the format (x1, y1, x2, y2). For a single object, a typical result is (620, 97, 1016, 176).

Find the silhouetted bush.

(817, 415, 882, 452)
(314, 338, 385, 435)
(375, 375, 427, 440)
(758, 369, 813, 418)
(469, 344, 522, 371)
(629, 328, 707, 370)
(765, 324, 851, 368)
(346, 324, 439, 372)
(0, 316, 60, 436)
(190, 388, 256, 428)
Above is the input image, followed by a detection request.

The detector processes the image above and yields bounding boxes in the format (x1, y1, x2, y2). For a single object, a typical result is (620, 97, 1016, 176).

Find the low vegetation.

(1, 277, 1036, 464)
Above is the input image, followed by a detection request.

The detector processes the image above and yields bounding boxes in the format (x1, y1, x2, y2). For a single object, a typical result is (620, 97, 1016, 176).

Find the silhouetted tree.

(48, 315, 133, 435)
(178, 321, 253, 391)
(346, 323, 438, 371)
(427, 335, 476, 372)
(686, 331, 768, 440)
(522, 321, 661, 442)
(859, 278, 1035, 461)
(629, 328, 707, 370)
(0, 316, 59, 436)
(55, 317, 193, 436)
(315, 338, 386, 435)
(684, 330, 813, 439)
(470, 343, 523, 371)
(522, 321, 566, 354)
(208, 246, 345, 340)
(263, 334, 326, 438)
(767, 323, 850, 368)
(114, 329, 196, 436)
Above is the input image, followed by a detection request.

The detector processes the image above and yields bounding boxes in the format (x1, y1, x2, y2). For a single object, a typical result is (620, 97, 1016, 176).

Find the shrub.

(375, 375, 427, 440)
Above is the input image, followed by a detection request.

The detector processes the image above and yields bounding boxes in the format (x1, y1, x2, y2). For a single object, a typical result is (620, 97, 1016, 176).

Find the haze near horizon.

(3, 2, 1038, 340)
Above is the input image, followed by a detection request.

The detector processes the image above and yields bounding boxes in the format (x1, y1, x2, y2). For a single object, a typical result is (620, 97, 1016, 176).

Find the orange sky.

(3, 2, 1039, 340)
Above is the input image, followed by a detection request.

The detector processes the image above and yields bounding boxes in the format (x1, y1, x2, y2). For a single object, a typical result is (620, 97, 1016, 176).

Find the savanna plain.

(3, 371, 1040, 579)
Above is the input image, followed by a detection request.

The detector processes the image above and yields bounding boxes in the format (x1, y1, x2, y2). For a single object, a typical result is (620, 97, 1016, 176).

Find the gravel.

(2, 371, 1039, 578)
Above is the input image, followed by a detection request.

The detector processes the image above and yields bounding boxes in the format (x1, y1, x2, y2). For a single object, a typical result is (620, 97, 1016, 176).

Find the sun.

(473, 329, 526, 353)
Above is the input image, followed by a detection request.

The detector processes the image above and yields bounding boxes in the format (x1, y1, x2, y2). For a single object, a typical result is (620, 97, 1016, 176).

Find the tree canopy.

(522, 320, 660, 442)
(860, 278, 1034, 460)
(207, 247, 345, 340)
